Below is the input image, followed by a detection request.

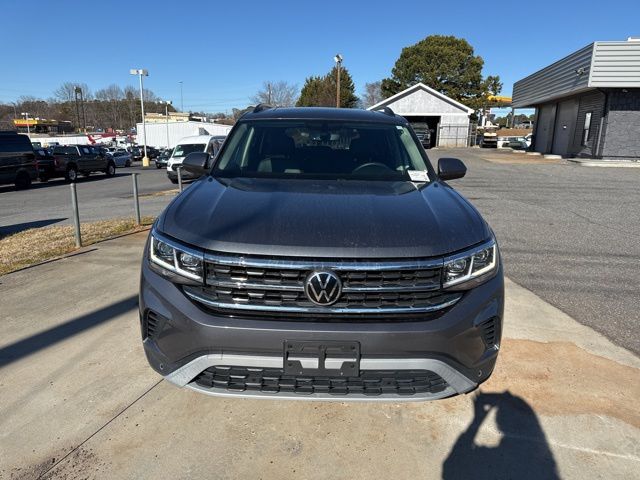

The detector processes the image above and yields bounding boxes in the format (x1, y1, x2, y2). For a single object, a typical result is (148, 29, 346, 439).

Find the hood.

(158, 177, 491, 258)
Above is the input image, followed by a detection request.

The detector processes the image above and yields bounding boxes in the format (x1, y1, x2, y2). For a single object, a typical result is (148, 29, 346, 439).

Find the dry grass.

(0, 216, 155, 276)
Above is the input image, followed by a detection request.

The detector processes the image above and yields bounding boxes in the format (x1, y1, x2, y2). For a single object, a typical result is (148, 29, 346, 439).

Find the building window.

(582, 112, 592, 146)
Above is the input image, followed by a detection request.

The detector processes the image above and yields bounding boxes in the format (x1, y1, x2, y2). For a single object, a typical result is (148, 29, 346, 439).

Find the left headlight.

(149, 230, 204, 282)
(443, 239, 498, 288)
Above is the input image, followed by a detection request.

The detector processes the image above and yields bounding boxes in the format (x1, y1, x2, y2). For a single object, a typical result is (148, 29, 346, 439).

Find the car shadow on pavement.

(443, 391, 560, 480)
(0, 295, 138, 368)
(0, 218, 67, 236)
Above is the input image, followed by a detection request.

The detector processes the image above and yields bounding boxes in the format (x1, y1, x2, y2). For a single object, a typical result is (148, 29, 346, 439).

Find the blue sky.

(1, 0, 639, 114)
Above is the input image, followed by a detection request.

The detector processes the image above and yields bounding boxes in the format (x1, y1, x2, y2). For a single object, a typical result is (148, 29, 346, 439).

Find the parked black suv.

(0, 132, 38, 189)
(139, 106, 503, 401)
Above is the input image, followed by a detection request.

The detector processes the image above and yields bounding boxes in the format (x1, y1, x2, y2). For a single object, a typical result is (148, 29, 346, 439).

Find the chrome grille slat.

(193, 254, 459, 316)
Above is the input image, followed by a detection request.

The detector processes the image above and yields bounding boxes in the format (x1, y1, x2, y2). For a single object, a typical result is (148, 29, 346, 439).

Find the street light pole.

(21, 112, 31, 136)
(179, 81, 184, 112)
(161, 100, 172, 148)
(334, 54, 343, 108)
(130, 68, 149, 167)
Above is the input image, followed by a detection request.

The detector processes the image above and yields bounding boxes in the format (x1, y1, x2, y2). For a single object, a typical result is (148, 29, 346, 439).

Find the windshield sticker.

(408, 170, 429, 182)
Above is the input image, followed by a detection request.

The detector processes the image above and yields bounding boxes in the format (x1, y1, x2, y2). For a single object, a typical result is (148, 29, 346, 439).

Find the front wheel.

(105, 162, 116, 177)
(169, 178, 178, 184)
(66, 166, 78, 182)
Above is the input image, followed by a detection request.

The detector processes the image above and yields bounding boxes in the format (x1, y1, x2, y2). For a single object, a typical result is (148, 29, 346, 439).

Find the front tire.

(105, 162, 116, 177)
(169, 178, 178, 184)
(66, 166, 78, 182)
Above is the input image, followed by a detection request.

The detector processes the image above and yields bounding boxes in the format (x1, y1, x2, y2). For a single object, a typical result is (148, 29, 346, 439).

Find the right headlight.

(149, 229, 204, 283)
(443, 239, 498, 288)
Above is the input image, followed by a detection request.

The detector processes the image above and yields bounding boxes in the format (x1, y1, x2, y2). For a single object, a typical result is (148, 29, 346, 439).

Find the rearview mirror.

(437, 157, 466, 181)
(182, 152, 211, 176)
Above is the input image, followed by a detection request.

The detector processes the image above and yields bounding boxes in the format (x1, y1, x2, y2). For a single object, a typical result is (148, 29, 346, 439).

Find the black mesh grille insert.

(144, 310, 161, 339)
(479, 317, 499, 347)
(193, 366, 448, 396)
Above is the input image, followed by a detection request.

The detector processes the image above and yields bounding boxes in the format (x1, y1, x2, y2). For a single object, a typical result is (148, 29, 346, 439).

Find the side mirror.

(182, 152, 210, 176)
(437, 157, 466, 181)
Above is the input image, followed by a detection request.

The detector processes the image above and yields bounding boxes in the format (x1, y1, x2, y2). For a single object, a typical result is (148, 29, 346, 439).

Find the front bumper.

(139, 247, 504, 401)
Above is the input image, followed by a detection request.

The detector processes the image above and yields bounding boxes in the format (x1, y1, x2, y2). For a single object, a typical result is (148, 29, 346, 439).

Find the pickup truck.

(51, 145, 116, 182)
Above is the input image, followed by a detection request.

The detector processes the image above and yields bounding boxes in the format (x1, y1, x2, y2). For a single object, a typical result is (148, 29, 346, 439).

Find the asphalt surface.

(0, 164, 176, 235)
(1, 150, 638, 354)
(429, 148, 640, 355)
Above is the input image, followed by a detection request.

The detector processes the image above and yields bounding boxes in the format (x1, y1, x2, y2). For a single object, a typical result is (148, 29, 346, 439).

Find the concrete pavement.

(1, 233, 638, 479)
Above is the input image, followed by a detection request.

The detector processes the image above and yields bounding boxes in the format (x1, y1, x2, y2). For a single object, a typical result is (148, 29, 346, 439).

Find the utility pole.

(74, 87, 81, 133)
(21, 112, 31, 136)
(161, 100, 172, 148)
(267, 83, 272, 105)
(334, 54, 343, 108)
(130, 68, 150, 167)
(179, 81, 184, 112)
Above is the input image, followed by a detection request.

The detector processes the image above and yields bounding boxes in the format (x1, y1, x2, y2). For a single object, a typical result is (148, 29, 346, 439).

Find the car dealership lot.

(1, 148, 638, 355)
(0, 232, 638, 479)
(0, 166, 172, 235)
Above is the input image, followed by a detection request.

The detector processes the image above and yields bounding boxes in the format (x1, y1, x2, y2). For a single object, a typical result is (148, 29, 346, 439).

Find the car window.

(65, 147, 77, 155)
(173, 143, 206, 158)
(214, 120, 431, 181)
(0, 135, 32, 153)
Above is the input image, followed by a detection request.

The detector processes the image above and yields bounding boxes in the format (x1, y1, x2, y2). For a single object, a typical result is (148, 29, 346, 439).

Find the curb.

(567, 159, 640, 168)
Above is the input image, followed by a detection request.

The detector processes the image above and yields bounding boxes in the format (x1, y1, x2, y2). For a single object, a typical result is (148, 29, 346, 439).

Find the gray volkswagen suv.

(139, 106, 503, 401)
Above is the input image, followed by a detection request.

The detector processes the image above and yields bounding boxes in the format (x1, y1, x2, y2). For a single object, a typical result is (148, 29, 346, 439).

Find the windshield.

(173, 143, 205, 158)
(213, 120, 431, 181)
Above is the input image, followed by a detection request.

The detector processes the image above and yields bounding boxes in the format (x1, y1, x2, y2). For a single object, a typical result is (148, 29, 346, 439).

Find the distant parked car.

(51, 145, 116, 181)
(166, 135, 225, 184)
(155, 149, 172, 169)
(0, 132, 38, 189)
(107, 148, 132, 168)
(412, 122, 432, 149)
(497, 136, 527, 149)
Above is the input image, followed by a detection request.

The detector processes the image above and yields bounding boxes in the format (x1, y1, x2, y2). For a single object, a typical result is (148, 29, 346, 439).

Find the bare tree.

(53, 82, 91, 102)
(251, 81, 298, 107)
(96, 84, 125, 130)
(361, 81, 383, 108)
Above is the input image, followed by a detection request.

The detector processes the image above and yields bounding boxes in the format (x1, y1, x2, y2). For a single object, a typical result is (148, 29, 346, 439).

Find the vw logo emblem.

(304, 271, 342, 306)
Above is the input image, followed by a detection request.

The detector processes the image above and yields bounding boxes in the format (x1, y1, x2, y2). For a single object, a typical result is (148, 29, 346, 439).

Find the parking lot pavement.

(1, 233, 638, 479)
(428, 148, 640, 355)
(0, 165, 176, 235)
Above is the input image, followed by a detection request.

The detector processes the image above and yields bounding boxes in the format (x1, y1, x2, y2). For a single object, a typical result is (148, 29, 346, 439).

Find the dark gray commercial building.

(513, 39, 640, 159)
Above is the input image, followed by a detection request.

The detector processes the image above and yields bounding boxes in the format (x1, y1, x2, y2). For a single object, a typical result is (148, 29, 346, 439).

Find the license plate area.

(283, 340, 360, 377)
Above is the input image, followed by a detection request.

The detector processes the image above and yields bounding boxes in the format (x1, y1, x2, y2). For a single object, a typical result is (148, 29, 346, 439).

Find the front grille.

(187, 253, 461, 316)
(193, 366, 448, 396)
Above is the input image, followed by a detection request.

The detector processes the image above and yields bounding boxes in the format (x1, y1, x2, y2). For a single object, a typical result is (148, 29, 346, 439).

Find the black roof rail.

(380, 106, 395, 117)
(253, 104, 273, 113)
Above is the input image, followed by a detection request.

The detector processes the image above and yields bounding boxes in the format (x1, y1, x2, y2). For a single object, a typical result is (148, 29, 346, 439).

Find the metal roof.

(513, 39, 640, 107)
(367, 83, 474, 115)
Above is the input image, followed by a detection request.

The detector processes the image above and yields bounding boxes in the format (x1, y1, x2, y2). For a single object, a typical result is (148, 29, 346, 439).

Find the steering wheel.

(352, 162, 393, 175)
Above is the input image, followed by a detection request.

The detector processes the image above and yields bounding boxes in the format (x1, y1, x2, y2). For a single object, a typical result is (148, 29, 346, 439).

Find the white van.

(166, 135, 226, 183)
